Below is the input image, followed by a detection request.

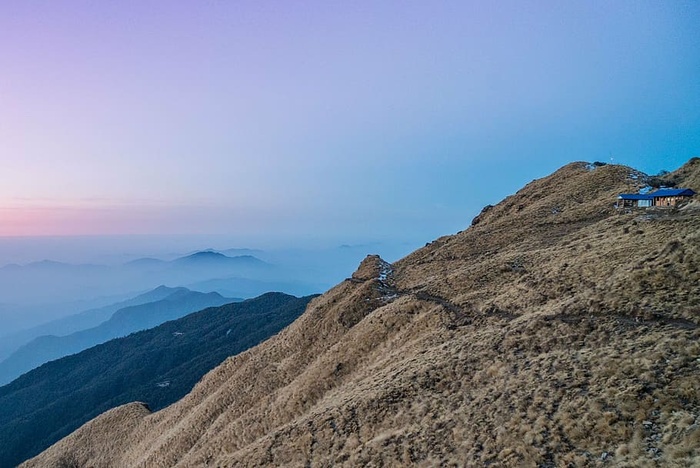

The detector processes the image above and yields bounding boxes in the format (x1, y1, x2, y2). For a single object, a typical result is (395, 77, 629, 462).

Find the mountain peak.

(350, 255, 391, 282)
(182, 251, 228, 260)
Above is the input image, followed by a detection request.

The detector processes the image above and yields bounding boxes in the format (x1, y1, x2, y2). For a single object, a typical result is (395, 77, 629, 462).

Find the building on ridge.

(650, 188, 696, 207)
(617, 188, 695, 208)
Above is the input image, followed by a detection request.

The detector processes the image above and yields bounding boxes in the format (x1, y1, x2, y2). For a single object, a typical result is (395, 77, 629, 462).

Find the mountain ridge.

(0, 286, 189, 361)
(0, 289, 236, 385)
(0, 292, 314, 467)
(23, 160, 700, 467)
(0, 251, 278, 308)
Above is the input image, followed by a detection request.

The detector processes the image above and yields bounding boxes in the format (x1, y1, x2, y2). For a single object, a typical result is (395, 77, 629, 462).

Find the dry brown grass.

(23, 161, 700, 467)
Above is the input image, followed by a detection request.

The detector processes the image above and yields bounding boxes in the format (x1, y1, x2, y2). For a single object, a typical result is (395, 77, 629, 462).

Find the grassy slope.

(24, 160, 700, 467)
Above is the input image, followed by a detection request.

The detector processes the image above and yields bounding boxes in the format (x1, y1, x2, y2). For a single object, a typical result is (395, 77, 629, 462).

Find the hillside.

(0, 292, 314, 467)
(0, 289, 234, 386)
(24, 160, 700, 467)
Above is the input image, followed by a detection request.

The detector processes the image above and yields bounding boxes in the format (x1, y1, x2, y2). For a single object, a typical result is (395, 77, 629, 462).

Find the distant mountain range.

(0, 293, 135, 338)
(187, 275, 328, 299)
(0, 286, 192, 361)
(0, 287, 237, 385)
(125, 251, 269, 271)
(0, 244, 414, 334)
(0, 292, 314, 468)
(0, 251, 280, 309)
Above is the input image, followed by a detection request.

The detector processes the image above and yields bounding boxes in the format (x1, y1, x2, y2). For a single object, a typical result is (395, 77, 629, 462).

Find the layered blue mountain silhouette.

(0, 287, 236, 385)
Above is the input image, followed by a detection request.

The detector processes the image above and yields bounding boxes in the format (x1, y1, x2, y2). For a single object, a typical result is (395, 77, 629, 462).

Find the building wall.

(654, 196, 691, 207)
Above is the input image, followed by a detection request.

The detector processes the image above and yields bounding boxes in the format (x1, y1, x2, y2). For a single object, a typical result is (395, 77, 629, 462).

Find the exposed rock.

(350, 254, 388, 282)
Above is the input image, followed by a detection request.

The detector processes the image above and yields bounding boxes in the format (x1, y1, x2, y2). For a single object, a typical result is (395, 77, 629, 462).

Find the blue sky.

(1, 1, 698, 242)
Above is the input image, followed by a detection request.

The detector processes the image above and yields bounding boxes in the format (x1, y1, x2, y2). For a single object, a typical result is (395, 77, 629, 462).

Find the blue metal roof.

(618, 193, 653, 200)
(651, 188, 696, 197)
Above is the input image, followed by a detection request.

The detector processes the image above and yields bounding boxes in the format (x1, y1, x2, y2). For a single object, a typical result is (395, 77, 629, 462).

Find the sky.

(1, 1, 699, 244)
